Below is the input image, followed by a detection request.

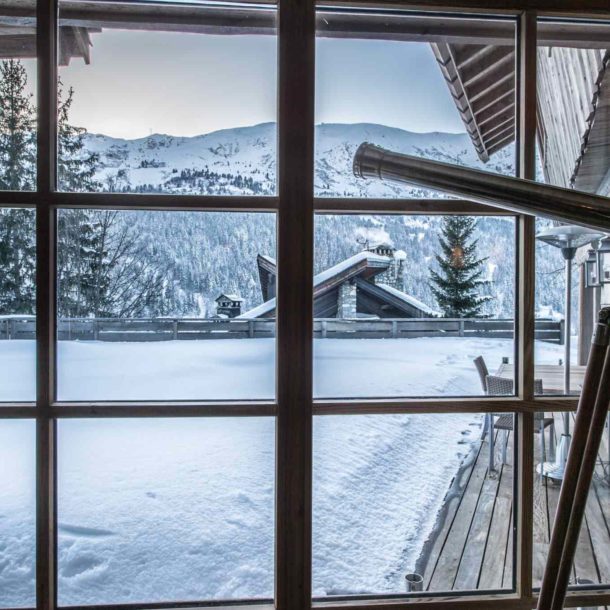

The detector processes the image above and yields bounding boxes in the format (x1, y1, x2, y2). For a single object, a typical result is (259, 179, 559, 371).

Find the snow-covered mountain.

(75, 123, 564, 319)
(83, 122, 514, 196)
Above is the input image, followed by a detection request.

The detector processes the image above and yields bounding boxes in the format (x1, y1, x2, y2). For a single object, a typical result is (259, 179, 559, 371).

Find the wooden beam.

(516, 11, 537, 603)
(51, 192, 279, 211)
(36, 2, 58, 610)
(462, 50, 515, 88)
(478, 102, 515, 130)
(314, 197, 513, 215)
(50, 403, 277, 417)
(275, 2, 314, 610)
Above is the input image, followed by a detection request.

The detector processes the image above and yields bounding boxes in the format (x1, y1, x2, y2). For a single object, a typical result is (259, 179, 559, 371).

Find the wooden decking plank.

(427, 429, 495, 591)
(501, 507, 514, 589)
(583, 481, 610, 584)
(584, 434, 610, 585)
(478, 438, 514, 590)
(418, 430, 486, 589)
(573, 501, 601, 584)
(453, 435, 506, 590)
(532, 420, 551, 588)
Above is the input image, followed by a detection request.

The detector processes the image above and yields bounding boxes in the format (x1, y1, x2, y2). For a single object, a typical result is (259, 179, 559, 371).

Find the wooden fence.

(0, 316, 564, 343)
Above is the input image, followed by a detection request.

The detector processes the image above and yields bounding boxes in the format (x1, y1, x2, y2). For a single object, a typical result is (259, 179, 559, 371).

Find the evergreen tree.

(429, 216, 491, 318)
(57, 82, 100, 192)
(0, 60, 35, 190)
(0, 208, 36, 314)
(0, 61, 36, 314)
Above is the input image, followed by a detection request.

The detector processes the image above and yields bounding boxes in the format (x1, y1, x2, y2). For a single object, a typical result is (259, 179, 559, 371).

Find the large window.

(1, 2, 609, 610)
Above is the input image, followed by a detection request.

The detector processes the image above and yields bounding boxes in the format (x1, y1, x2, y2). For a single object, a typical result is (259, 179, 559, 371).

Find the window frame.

(0, 1, 608, 609)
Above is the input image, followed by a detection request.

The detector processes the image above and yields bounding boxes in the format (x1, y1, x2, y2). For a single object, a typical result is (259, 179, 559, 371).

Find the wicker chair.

(474, 356, 555, 473)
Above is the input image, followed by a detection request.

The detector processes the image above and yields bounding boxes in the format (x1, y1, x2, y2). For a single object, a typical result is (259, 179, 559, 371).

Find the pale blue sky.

(57, 29, 464, 140)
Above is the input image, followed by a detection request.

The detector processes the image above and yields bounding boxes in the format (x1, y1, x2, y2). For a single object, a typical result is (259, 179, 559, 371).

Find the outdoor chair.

(473, 356, 556, 474)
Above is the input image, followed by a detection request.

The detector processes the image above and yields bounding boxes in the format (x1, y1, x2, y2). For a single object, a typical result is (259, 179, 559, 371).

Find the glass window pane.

(315, 10, 516, 198)
(57, 0, 277, 195)
(313, 213, 516, 399)
(56, 209, 276, 401)
(313, 413, 514, 596)
(0, 7, 37, 192)
(534, 217, 601, 397)
(536, 20, 610, 198)
(0, 420, 36, 608)
(0, 208, 36, 402)
(58, 418, 275, 606)
(533, 411, 610, 588)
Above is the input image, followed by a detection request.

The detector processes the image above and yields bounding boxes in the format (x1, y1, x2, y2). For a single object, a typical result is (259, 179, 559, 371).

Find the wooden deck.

(414, 411, 610, 596)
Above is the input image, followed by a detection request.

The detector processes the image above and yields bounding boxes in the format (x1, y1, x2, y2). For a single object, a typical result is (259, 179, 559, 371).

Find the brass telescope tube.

(353, 142, 610, 232)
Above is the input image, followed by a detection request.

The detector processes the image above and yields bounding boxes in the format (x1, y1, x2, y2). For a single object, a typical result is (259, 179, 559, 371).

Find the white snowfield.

(0, 337, 567, 607)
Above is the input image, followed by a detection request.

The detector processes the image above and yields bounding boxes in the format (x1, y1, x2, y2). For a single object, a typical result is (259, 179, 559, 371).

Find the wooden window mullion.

(275, 1, 316, 609)
(36, 1, 58, 609)
(516, 9, 537, 604)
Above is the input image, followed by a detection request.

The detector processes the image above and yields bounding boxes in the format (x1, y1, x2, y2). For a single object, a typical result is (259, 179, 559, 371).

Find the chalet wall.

(537, 46, 608, 192)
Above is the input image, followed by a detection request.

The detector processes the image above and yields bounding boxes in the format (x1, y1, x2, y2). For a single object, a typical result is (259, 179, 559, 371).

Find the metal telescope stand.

(536, 307, 610, 610)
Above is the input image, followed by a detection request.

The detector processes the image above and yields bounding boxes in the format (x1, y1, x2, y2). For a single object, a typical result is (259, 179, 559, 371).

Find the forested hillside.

(0, 57, 567, 319)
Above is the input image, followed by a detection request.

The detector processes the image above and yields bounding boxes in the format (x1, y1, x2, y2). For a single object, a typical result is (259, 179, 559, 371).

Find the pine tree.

(57, 82, 100, 193)
(55, 82, 127, 318)
(0, 208, 36, 314)
(0, 60, 35, 190)
(0, 61, 36, 314)
(429, 216, 491, 318)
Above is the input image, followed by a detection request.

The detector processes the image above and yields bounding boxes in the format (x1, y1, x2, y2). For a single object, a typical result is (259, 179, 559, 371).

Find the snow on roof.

(241, 251, 391, 318)
(313, 251, 390, 284)
(376, 283, 439, 317)
(258, 254, 276, 266)
(216, 293, 243, 302)
(238, 298, 276, 319)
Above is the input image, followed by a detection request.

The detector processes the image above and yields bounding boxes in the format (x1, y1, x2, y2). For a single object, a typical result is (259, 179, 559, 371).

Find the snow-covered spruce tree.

(55, 84, 165, 318)
(0, 61, 36, 314)
(57, 83, 100, 193)
(0, 208, 36, 314)
(429, 216, 491, 318)
(0, 60, 36, 190)
(56, 81, 107, 318)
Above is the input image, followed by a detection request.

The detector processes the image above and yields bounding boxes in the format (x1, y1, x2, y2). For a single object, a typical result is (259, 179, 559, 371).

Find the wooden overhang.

(431, 24, 610, 193)
(0, 1, 98, 65)
(2, 1, 609, 191)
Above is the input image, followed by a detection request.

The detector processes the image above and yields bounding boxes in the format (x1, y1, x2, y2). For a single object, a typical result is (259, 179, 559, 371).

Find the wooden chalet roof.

(243, 251, 391, 318)
(244, 251, 436, 319)
(431, 42, 515, 162)
(431, 23, 610, 195)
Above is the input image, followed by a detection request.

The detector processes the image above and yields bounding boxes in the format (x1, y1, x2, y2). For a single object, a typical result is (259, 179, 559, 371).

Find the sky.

(57, 28, 465, 140)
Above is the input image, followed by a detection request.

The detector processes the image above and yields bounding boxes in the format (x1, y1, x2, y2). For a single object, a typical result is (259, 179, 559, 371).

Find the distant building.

(215, 294, 244, 318)
(242, 245, 437, 319)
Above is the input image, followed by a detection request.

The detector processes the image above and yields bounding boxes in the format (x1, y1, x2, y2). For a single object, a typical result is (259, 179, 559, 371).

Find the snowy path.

(0, 338, 568, 606)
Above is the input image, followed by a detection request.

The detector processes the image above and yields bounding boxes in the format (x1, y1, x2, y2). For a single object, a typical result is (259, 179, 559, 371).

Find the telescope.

(353, 142, 610, 232)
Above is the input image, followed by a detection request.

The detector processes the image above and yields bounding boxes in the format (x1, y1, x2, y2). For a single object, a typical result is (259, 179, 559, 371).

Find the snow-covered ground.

(0, 337, 569, 607)
(0, 336, 571, 402)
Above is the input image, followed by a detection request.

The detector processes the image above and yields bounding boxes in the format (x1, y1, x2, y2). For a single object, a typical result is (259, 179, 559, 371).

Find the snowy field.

(0, 336, 570, 402)
(0, 337, 569, 607)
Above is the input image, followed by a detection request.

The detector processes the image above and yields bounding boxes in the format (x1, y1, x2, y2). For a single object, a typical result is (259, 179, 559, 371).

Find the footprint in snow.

(59, 523, 115, 538)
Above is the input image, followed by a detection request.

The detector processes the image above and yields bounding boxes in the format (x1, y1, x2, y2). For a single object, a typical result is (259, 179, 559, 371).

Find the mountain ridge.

(71, 122, 563, 319)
